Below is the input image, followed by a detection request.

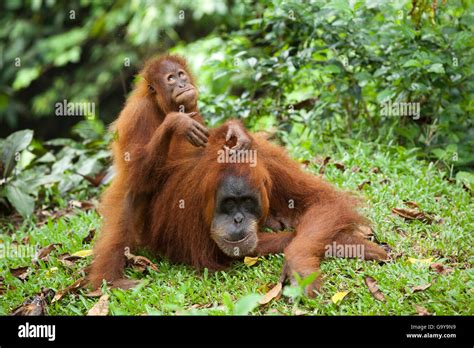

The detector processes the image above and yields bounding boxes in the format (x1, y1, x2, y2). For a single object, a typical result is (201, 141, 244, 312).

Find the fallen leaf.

(110, 278, 142, 290)
(414, 305, 432, 316)
(52, 277, 88, 303)
(35, 243, 61, 262)
(300, 160, 310, 169)
(190, 303, 213, 309)
(124, 247, 158, 272)
(58, 253, 82, 267)
(408, 257, 433, 265)
(292, 308, 308, 316)
(430, 263, 453, 275)
(87, 294, 109, 316)
(0, 276, 5, 295)
(364, 276, 385, 302)
(379, 178, 390, 185)
(314, 156, 331, 174)
(331, 291, 349, 304)
(84, 289, 103, 297)
(82, 229, 96, 244)
(11, 295, 46, 316)
(357, 180, 371, 190)
(394, 227, 407, 237)
(333, 162, 345, 171)
(412, 283, 432, 292)
(46, 267, 58, 276)
(244, 256, 259, 267)
(10, 266, 30, 281)
(71, 249, 94, 258)
(391, 207, 433, 224)
(403, 201, 419, 209)
(80, 171, 107, 187)
(371, 167, 380, 173)
(69, 200, 96, 210)
(351, 166, 361, 173)
(259, 283, 282, 305)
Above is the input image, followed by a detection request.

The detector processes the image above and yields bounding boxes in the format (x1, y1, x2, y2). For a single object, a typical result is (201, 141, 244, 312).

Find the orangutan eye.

(167, 75, 175, 82)
(179, 71, 185, 78)
(224, 198, 235, 210)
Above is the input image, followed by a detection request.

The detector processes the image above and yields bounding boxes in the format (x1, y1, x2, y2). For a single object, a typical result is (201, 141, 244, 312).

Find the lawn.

(1, 139, 472, 315)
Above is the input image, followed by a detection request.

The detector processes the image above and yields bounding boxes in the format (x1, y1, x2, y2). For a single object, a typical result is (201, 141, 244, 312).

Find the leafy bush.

(0, 119, 111, 217)
(191, 0, 473, 170)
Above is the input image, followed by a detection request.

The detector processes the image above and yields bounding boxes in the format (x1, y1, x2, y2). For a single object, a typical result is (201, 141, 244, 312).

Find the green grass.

(1, 140, 473, 315)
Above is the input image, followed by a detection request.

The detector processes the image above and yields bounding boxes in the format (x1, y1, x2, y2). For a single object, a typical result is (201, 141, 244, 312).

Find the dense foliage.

(1, 0, 473, 217)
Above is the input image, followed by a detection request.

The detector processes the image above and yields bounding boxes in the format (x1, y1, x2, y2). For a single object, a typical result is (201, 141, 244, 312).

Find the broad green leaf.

(12, 67, 41, 90)
(233, 294, 262, 315)
(456, 171, 474, 191)
(5, 183, 35, 217)
(1, 129, 34, 178)
(427, 63, 445, 74)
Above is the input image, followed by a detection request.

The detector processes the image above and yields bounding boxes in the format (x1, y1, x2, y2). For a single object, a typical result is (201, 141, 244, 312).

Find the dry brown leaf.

(357, 180, 371, 190)
(80, 171, 107, 187)
(84, 289, 104, 297)
(35, 243, 61, 262)
(379, 178, 390, 185)
(0, 276, 5, 295)
(415, 305, 432, 316)
(403, 201, 419, 209)
(58, 253, 82, 268)
(364, 276, 386, 302)
(191, 303, 213, 309)
(124, 247, 158, 272)
(391, 207, 433, 224)
(52, 277, 88, 303)
(69, 200, 96, 210)
(87, 294, 109, 316)
(412, 283, 432, 292)
(10, 266, 30, 281)
(430, 263, 453, 275)
(82, 229, 96, 244)
(370, 167, 380, 173)
(351, 166, 361, 173)
(333, 162, 345, 171)
(300, 160, 310, 169)
(293, 308, 308, 316)
(11, 295, 46, 316)
(259, 283, 282, 305)
(110, 278, 142, 290)
(314, 155, 331, 174)
(84, 278, 141, 296)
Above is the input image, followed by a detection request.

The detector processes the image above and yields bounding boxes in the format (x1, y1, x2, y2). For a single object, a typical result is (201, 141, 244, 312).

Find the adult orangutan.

(90, 119, 388, 295)
(89, 55, 250, 287)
